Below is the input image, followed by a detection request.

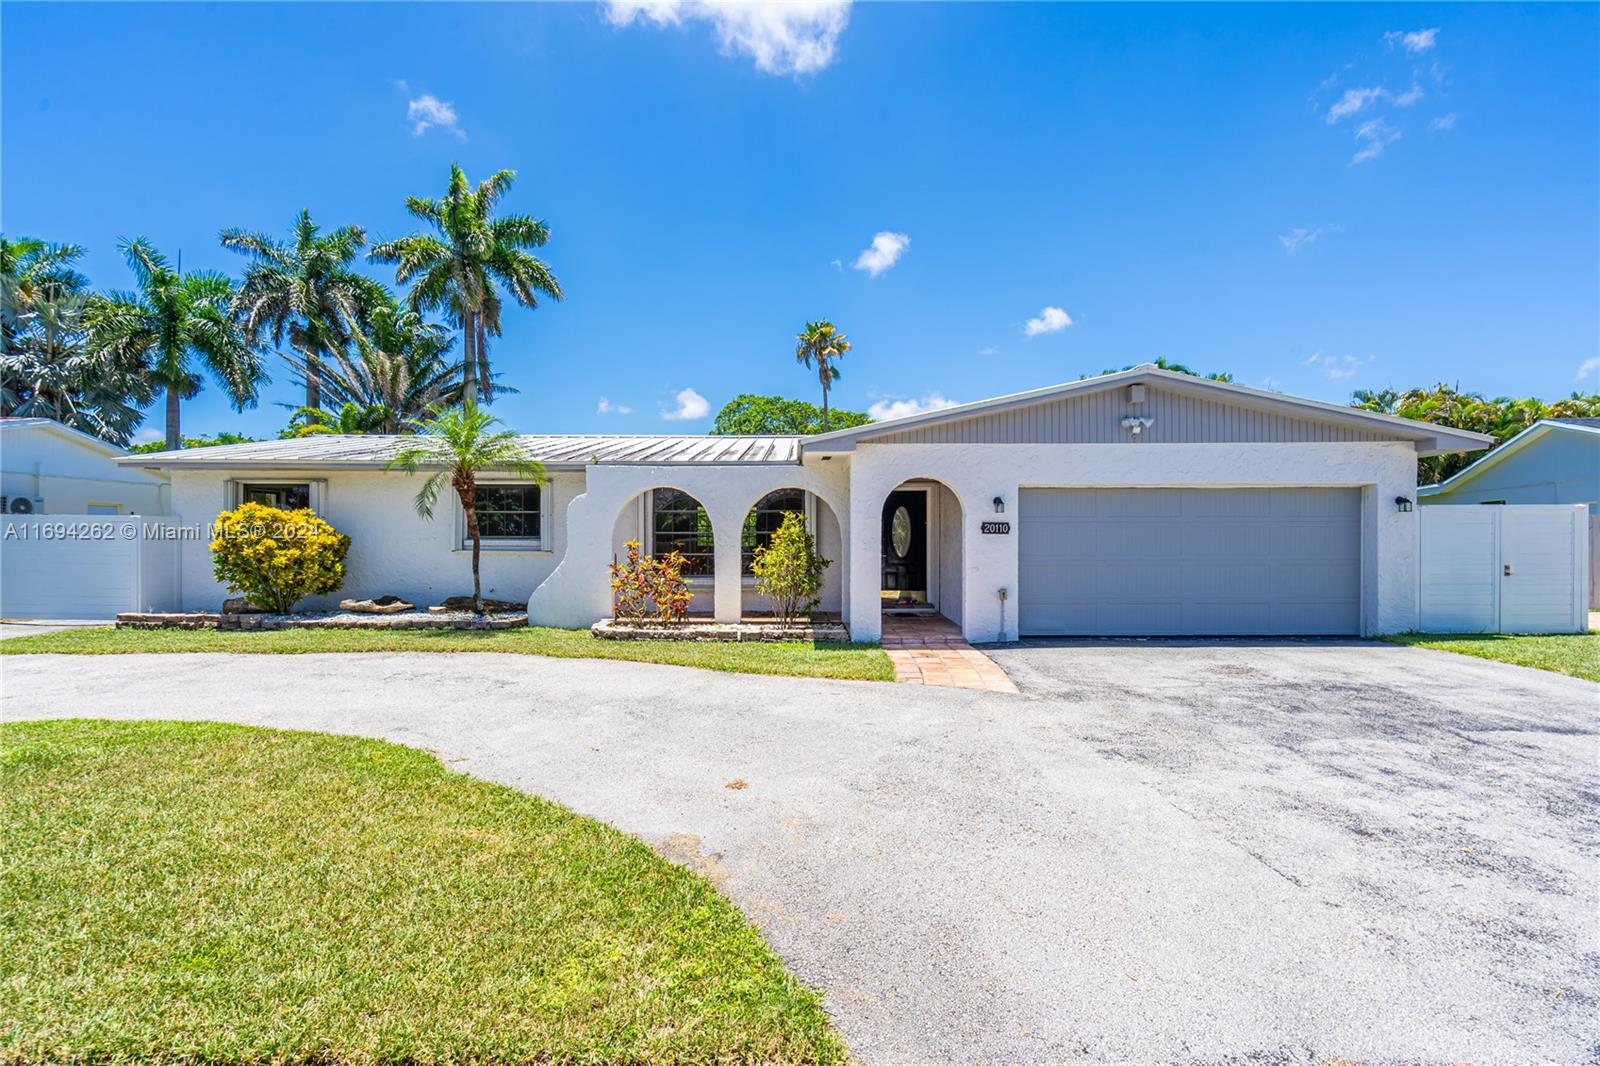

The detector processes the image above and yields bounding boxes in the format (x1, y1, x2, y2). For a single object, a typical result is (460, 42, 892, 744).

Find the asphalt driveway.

(2, 642, 1595, 1064)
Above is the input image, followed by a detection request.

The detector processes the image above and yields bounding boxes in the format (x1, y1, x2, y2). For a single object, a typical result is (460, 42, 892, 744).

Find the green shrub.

(210, 502, 351, 612)
(751, 512, 828, 625)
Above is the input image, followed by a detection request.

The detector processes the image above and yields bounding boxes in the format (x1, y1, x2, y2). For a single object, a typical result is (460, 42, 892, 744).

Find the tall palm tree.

(1, 289, 154, 445)
(281, 289, 471, 433)
(795, 320, 850, 431)
(91, 239, 265, 450)
(1, 236, 89, 357)
(221, 210, 368, 411)
(370, 165, 563, 406)
(387, 403, 544, 613)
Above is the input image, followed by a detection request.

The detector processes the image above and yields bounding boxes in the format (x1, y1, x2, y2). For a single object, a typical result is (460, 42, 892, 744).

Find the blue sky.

(4, 2, 1596, 442)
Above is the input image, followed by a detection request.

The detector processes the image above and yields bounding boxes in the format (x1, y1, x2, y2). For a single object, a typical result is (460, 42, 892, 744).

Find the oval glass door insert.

(891, 505, 913, 557)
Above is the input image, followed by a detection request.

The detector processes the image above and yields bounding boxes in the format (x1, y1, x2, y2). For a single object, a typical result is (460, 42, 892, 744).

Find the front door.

(881, 490, 928, 600)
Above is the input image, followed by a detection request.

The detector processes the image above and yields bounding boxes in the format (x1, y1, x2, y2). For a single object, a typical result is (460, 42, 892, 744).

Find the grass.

(0, 719, 849, 1065)
(0, 624, 893, 681)
(1380, 631, 1600, 682)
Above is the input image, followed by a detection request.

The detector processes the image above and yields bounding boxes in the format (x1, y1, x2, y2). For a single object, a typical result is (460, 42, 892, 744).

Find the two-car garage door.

(1018, 488, 1361, 636)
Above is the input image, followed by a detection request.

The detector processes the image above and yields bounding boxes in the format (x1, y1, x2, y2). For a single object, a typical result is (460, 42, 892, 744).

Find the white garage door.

(1, 518, 147, 619)
(1018, 488, 1362, 636)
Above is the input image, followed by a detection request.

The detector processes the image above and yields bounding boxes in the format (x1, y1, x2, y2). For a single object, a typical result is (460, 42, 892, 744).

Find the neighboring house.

(120, 366, 1491, 640)
(0, 418, 170, 516)
(1417, 419, 1600, 512)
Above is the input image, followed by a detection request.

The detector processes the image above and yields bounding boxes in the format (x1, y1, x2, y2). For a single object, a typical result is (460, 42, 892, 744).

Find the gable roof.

(118, 433, 802, 470)
(800, 366, 1494, 455)
(1416, 419, 1600, 498)
(0, 417, 131, 458)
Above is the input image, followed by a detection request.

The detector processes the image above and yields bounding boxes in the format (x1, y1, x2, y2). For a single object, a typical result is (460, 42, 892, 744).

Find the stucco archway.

(611, 486, 716, 617)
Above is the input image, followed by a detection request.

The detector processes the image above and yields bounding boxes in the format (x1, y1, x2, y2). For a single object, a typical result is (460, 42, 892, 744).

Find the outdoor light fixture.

(1394, 496, 1414, 513)
(993, 495, 1005, 514)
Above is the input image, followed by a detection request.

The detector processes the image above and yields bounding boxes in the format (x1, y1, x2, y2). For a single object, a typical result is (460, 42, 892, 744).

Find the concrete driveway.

(2, 642, 1595, 1064)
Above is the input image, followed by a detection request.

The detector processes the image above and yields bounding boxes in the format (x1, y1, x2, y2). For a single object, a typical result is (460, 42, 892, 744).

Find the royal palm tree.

(387, 404, 544, 613)
(221, 210, 368, 411)
(90, 239, 264, 450)
(795, 320, 850, 431)
(370, 165, 562, 406)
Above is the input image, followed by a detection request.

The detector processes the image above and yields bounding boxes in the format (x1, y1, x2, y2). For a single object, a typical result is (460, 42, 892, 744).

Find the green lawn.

(0, 625, 893, 681)
(1381, 632, 1600, 682)
(0, 719, 848, 1065)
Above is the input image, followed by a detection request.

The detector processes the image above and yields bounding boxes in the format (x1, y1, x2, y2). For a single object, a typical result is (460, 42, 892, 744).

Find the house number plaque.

(980, 521, 1011, 535)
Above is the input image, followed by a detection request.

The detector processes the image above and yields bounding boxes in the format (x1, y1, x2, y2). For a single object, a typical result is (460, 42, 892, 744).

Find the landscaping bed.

(592, 618, 850, 643)
(0, 719, 847, 1065)
(1, 626, 895, 681)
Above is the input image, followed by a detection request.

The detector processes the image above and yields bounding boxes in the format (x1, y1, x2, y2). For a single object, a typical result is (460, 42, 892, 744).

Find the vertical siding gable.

(870, 384, 1391, 445)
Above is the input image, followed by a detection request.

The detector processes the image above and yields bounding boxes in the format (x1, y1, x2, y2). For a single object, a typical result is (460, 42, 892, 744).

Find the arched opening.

(612, 486, 715, 617)
(738, 487, 844, 621)
(879, 477, 964, 631)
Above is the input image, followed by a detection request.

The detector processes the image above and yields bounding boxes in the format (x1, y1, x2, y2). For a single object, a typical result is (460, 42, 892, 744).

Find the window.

(742, 488, 806, 573)
(241, 483, 311, 510)
(472, 483, 543, 547)
(651, 488, 714, 576)
(86, 503, 122, 515)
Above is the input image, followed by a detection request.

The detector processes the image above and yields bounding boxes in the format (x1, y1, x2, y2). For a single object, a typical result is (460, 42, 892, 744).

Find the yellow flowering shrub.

(210, 502, 352, 613)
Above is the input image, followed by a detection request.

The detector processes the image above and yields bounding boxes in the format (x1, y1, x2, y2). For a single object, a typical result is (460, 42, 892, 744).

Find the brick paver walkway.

(881, 614, 1019, 693)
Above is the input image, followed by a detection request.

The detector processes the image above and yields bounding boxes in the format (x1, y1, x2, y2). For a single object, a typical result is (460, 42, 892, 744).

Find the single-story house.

(1, 417, 170, 516)
(1418, 418, 1600, 513)
(120, 366, 1493, 641)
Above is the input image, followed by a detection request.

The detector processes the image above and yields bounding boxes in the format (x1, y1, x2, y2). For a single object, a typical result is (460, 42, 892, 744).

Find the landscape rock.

(339, 595, 415, 614)
(221, 597, 265, 614)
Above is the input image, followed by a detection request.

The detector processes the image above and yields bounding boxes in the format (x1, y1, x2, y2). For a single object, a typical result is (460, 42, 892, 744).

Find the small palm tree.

(221, 210, 368, 411)
(370, 165, 562, 406)
(90, 239, 264, 450)
(387, 404, 544, 613)
(795, 320, 850, 431)
(282, 401, 389, 438)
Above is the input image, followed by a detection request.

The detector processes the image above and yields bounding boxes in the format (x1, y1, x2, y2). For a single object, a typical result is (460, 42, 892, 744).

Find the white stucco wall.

(844, 441, 1421, 642)
(528, 459, 851, 628)
(2, 423, 169, 515)
(167, 468, 583, 611)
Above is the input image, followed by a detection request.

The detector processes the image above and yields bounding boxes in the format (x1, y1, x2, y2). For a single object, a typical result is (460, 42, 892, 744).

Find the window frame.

(645, 488, 716, 581)
(460, 480, 549, 552)
(227, 479, 326, 515)
(740, 488, 810, 575)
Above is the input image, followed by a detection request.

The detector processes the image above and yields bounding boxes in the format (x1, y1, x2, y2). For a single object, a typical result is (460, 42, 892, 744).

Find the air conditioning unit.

(7, 496, 44, 514)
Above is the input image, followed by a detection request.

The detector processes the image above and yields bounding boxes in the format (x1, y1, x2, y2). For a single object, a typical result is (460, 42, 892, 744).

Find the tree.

(1, 236, 89, 356)
(794, 320, 850, 431)
(129, 431, 258, 455)
(1350, 383, 1600, 483)
(1096, 356, 1233, 381)
(711, 393, 871, 435)
(386, 404, 544, 613)
(370, 165, 562, 406)
(280, 401, 389, 438)
(750, 511, 829, 626)
(280, 288, 468, 433)
(221, 210, 368, 412)
(89, 239, 265, 450)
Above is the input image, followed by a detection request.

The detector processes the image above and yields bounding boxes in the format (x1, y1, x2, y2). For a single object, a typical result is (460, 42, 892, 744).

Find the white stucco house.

(119, 367, 1492, 641)
(1, 418, 170, 516)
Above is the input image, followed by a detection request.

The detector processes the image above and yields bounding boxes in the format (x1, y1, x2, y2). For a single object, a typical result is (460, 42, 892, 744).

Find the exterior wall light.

(1394, 496, 1414, 512)
(993, 495, 1005, 514)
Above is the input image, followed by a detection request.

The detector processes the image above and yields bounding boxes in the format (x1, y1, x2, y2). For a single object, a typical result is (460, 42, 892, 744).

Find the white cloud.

(852, 231, 910, 277)
(1326, 86, 1385, 124)
(661, 386, 710, 421)
(978, 345, 999, 356)
(1576, 356, 1600, 381)
(1351, 119, 1401, 164)
(603, 0, 851, 76)
(867, 392, 959, 422)
(1023, 306, 1073, 337)
(1384, 28, 1439, 54)
(596, 396, 632, 415)
(1392, 83, 1425, 107)
(1278, 225, 1340, 254)
(1304, 352, 1374, 381)
(830, 258, 842, 272)
(407, 93, 464, 139)
(132, 426, 163, 445)
(1429, 112, 1459, 133)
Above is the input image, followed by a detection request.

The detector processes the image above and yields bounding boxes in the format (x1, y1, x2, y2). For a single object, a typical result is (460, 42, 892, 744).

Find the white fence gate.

(1419, 505, 1590, 634)
(0, 516, 182, 620)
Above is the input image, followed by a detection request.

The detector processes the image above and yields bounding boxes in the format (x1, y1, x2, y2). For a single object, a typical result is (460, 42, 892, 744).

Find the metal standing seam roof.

(117, 434, 803, 469)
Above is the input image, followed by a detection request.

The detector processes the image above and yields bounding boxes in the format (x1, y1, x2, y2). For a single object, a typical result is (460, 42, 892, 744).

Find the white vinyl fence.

(1419, 505, 1590, 634)
(0, 516, 182, 620)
